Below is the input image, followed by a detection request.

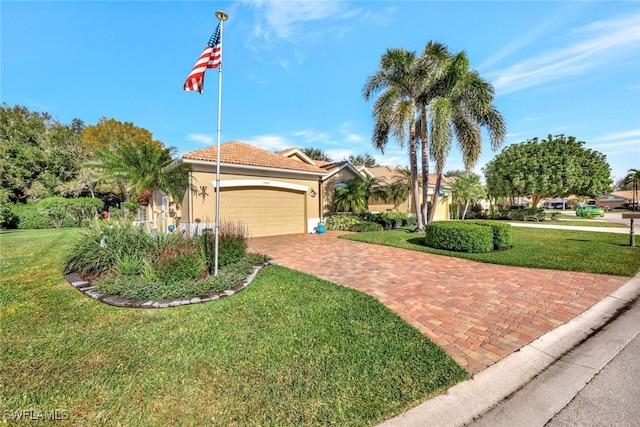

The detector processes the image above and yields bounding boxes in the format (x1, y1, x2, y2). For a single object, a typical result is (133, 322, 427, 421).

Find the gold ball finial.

(215, 10, 229, 21)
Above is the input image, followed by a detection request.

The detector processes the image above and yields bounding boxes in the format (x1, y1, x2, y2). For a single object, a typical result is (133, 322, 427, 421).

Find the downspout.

(188, 171, 193, 233)
(318, 177, 323, 221)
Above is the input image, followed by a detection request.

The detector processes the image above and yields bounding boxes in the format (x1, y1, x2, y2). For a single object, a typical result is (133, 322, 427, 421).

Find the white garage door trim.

(211, 179, 309, 192)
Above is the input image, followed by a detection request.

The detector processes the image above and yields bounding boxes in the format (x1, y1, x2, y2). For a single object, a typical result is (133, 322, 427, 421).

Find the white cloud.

(326, 148, 355, 161)
(291, 129, 331, 144)
(591, 129, 640, 142)
(186, 133, 215, 145)
(243, 0, 348, 40)
(589, 129, 640, 151)
(490, 13, 640, 95)
(244, 134, 291, 151)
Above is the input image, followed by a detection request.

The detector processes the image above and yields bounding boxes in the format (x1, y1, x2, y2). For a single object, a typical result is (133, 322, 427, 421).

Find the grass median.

(342, 225, 640, 277)
(1, 229, 466, 426)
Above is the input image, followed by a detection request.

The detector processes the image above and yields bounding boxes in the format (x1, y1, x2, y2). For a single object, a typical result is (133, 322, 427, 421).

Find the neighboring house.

(357, 165, 452, 221)
(596, 191, 635, 209)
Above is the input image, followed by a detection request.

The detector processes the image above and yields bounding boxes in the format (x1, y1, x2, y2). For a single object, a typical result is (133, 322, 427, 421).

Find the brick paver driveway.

(249, 231, 628, 374)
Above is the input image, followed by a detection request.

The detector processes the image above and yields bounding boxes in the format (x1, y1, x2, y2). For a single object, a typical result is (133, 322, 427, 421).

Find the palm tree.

(623, 168, 640, 211)
(91, 139, 190, 210)
(425, 50, 506, 223)
(334, 179, 368, 213)
(363, 48, 426, 232)
(450, 173, 485, 219)
(416, 41, 452, 225)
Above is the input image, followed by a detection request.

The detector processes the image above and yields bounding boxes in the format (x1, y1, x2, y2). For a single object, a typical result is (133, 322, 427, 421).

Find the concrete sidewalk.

(507, 222, 635, 234)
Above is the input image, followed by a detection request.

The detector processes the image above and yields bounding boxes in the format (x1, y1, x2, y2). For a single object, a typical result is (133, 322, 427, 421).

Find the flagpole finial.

(215, 10, 229, 21)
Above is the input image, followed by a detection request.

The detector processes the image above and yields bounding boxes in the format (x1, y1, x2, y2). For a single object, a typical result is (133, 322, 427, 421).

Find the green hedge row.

(425, 221, 513, 253)
(325, 212, 416, 232)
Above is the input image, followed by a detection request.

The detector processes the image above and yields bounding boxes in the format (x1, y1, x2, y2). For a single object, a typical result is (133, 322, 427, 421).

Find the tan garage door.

(219, 187, 306, 237)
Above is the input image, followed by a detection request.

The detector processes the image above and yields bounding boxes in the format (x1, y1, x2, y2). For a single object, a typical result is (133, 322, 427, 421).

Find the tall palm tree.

(92, 139, 190, 209)
(623, 168, 640, 211)
(363, 48, 426, 231)
(416, 41, 452, 225)
(425, 50, 506, 222)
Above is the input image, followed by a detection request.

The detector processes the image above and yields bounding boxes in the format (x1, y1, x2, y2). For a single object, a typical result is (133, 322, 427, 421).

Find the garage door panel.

(219, 187, 305, 237)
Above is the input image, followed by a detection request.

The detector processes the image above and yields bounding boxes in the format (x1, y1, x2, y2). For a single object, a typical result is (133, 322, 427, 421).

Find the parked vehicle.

(575, 204, 605, 217)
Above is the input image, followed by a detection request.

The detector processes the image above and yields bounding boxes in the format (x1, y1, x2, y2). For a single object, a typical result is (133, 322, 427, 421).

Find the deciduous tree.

(484, 134, 612, 207)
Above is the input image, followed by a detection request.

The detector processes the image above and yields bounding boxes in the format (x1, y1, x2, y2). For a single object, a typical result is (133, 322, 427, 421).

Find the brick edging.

(63, 260, 277, 308)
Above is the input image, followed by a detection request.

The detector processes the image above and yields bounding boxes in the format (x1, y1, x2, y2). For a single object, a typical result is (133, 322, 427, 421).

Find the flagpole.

(214, 10, 228, 276)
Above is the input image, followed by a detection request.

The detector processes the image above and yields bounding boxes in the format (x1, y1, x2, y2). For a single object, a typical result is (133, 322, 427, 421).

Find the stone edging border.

(63, 260, 277, 309)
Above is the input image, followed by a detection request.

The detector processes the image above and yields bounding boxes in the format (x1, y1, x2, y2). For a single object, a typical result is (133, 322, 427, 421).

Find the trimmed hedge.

(351, 221, 384, 232)
(326, 212, 414, 232)
(470, 221, 513, 250)
(425, 221, 493, 253)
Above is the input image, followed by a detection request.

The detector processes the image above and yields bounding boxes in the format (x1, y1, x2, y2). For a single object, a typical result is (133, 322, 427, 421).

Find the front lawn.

(0, 229, 466, 426)
(342, 226, 640, 277)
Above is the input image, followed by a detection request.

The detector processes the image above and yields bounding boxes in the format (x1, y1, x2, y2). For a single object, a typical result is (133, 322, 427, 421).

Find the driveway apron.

(249, 232, 629, 374)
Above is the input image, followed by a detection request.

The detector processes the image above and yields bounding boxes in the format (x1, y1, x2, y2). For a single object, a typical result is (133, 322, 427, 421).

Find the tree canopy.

(300, 147, 332, 162)
(0, 104, 85, 203)
(484, 134, 612, 207)
(80, 117, 162, 155)
(348, 153, 379, 167)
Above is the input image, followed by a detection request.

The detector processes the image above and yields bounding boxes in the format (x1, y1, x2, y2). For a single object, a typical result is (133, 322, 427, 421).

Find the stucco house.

(357, 165, 452, 221)
(147, 142, 367, 237)
(147, 142, 452, 237)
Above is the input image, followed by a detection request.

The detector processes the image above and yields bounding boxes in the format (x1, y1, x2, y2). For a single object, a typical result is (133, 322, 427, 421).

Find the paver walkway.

(249, 231, 628, 374)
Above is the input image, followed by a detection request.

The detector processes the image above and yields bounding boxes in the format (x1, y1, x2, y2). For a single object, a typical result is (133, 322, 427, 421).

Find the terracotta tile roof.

(182, 141, 326, 174)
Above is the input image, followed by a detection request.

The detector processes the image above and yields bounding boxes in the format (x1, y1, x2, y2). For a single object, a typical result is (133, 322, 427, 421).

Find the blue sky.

(2, 1, 639, 182)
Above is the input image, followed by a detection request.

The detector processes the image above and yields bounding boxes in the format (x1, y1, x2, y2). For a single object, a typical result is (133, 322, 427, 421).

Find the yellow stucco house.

(357, 165, 453, 221)
(147, 141, 450, 237)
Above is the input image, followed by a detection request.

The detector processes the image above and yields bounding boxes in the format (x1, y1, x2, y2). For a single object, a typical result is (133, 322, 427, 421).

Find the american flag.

(183, 23, 222, 93)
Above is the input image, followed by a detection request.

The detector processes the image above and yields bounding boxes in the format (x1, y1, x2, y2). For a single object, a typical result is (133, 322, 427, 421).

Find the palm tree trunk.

(409, 130, 424, 232)
(420, 105, 429, 226)
(429, 172, 442, 222)
(462, 201, 470, 219)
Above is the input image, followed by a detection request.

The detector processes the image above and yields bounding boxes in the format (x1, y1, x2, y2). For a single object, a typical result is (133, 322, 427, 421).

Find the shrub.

(0, 203, 19, 229)
(509, 207, 544, 222)
(470, 221, 513, 250)
(351, 221, 384, 232)
(326, 213, 361, 231)
(201, 221, 248, 271)
(425, 221, 493, 253)
(151, 236, 206, 284)
(545, 211, 561, 221)
(63, 220, 154, 275)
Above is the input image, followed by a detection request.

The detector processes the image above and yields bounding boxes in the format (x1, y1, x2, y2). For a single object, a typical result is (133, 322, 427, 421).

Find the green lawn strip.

(342, 227, 640, 277)
(1, 229, 466, 426)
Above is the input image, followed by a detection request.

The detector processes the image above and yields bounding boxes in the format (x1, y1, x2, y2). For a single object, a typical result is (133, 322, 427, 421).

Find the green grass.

(0, 229, 466, 426)
(342, 226, 640, 277)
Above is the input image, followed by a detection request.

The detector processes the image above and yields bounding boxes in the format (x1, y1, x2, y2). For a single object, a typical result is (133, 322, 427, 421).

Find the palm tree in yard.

(92, 139, 190, 212)
(450, 173, 485, 219)
(334, 179, 369, 213)
(416, 41, 451, 225)
(363, 48, 426, 231)
(623, 168, 640, 211)
(424, 49, 506, 223)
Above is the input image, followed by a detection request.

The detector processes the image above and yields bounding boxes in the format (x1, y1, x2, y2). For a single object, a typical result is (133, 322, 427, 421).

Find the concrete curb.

(378, 273, 640, 427)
